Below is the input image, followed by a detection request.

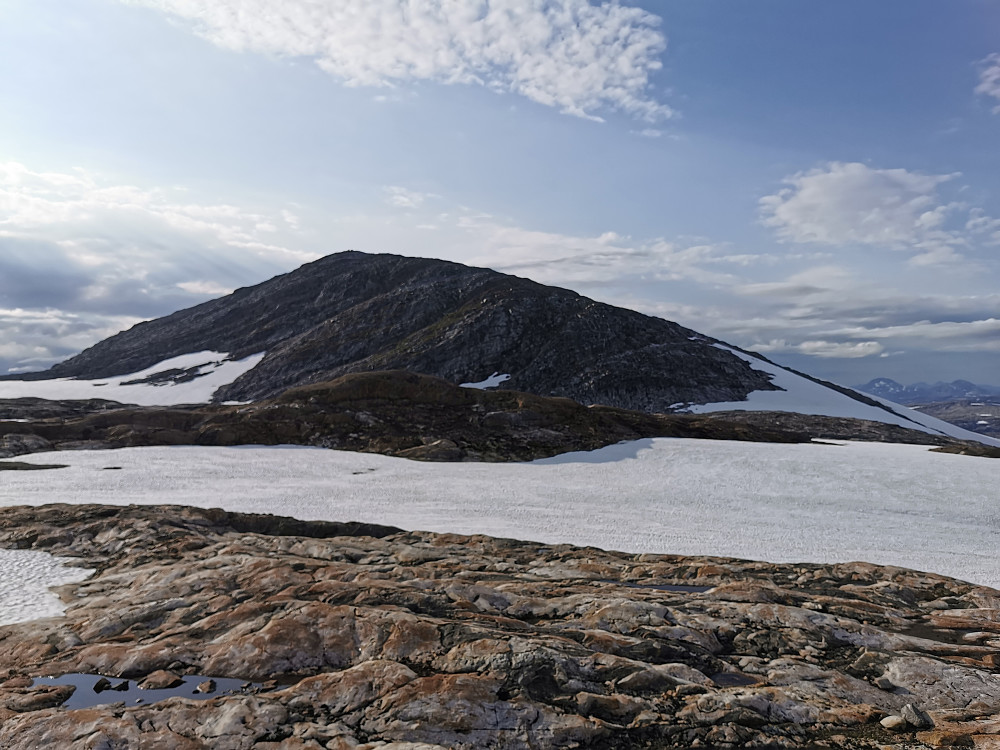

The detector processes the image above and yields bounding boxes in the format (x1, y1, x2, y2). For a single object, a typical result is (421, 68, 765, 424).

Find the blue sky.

(0, 0, 997, 386)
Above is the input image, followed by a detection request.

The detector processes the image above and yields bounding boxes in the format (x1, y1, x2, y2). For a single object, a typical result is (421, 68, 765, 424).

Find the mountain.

(2, 251, 997, 447)
(855, 378, 1000, 405)
(4, 251, 777, 411)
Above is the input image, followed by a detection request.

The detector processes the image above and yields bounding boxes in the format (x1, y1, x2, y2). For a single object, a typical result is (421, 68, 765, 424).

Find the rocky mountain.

(855, 378, 1000, 405)
(3, 251, 777, 412)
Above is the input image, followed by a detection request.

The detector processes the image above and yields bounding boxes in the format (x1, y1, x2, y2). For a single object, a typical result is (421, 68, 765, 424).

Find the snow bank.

(460, 372, 511, 389)
(0, 351, 265, 406)
(0, 549, 92, 626)
(4, 440, 999, 588)
(691, 347, 1000, 446)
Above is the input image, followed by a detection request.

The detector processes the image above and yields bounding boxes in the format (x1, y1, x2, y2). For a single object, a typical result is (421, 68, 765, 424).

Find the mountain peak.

(4, 251, 777, 412)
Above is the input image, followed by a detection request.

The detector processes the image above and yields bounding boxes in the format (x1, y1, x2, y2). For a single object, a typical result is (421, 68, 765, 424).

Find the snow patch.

(690, 347, 1000, 447)
(0, 549, 92, 626)
(0, 352, 265, 406)
(461, 372, 511, 389)
(5, 441, 1000, 587)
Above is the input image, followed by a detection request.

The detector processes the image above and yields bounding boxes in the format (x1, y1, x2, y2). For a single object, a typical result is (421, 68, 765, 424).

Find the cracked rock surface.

(0, 503, 998, 749)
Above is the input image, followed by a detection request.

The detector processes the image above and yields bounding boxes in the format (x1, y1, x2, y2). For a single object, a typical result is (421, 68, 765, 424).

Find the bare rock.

(880, 714, 907, 730)
(901, 702, 936, 729)
(138, 670, 184, 690)
(0, 503, 995, 749)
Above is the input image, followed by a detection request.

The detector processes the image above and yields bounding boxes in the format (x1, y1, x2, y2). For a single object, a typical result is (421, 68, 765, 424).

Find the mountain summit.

(9, 251, 778, 411)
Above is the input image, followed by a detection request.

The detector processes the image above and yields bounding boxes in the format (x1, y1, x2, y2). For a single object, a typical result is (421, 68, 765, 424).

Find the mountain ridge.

(855, 377, 1000, 405)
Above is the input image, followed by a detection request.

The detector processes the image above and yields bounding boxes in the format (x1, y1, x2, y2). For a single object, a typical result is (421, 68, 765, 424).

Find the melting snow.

(4, 440, 1000, 588)
(461, 372, 511, 389)
(0, 549, 92, 626)
(691, 347, 1000, 447)
(0, 351, 265, 406)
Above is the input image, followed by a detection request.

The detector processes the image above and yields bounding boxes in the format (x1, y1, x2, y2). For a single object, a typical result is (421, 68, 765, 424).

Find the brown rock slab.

(138, 670, 184, 690)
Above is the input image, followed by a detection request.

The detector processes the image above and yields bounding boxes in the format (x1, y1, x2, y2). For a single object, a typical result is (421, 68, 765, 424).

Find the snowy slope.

(0, 352, 264, 406)
(4, 440, 999, 587)
(690, 347, 1000, 447)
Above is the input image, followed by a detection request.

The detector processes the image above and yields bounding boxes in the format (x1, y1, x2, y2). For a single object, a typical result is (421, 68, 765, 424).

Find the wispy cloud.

(383, 186, 433, 209)
(752, 339, 885, 359)
(976, 53, 1000, 113)
(120, 0, 672, 122)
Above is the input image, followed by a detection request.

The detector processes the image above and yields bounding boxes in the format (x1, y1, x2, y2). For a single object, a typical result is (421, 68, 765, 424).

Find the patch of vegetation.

(0, 461, 69, 471)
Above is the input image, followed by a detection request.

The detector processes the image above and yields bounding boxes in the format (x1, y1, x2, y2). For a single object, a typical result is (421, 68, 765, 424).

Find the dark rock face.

(1, 504, 1000, 748)
(0, 398, 131, 421)
(6, 251, 778, 411)
(909, 401, 1000, 440)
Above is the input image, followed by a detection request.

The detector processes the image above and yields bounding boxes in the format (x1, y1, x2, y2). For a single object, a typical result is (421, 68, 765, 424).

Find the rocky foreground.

(0, 505, 998, 748)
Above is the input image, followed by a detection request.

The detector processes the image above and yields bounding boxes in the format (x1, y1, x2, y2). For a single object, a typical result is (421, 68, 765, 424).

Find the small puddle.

(32, 673, 261, 710)
(600, 580, 713, 594)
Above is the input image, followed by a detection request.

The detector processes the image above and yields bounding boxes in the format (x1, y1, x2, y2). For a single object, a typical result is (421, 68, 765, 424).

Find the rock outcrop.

(0, 504, 999, 748)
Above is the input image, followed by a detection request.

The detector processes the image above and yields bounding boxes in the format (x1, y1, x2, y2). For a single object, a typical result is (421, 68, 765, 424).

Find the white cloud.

(120, 0, 672, 121)
(753, 339, 885, 359)
(383, 186, 432, 209)
(759, 162, 972, 264)
(0, 161, 313, 265)
(455, 217, 756, 287)
(0, 161, 318, 373)
(176, 280, 235, 296)
(976, 53, 1000, 113)
(831, 319, 1000, 349)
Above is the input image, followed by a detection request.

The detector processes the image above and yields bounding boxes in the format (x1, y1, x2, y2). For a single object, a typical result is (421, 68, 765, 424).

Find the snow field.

(0, 549, 92, 626)
(3, 439, 999, 588)
(0, 351, 264, 406)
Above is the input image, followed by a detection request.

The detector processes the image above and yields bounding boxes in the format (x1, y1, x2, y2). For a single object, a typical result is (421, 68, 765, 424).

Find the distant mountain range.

(854, 378, 1000, 406)
(2, 251, 996, 447)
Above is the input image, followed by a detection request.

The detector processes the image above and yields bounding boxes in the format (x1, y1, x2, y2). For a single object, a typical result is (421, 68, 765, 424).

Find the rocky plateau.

(2, 370, 987, 465)
(0, 504, 999, 749)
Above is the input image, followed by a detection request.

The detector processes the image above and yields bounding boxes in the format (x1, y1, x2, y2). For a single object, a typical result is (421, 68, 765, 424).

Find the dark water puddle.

(32, 673, 261, 710)
(600, 580, 713, 594)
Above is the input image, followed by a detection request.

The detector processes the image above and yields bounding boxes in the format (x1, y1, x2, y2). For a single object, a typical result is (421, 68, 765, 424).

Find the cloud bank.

(758, 162, 1000, 266)
(120, 0, 671, 121)
(0, 161, 315, 372)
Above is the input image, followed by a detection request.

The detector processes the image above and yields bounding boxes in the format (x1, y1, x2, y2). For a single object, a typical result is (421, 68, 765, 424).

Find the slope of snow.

(4, 439, 999, 587)
(0, 549, 92, 626)
(461, 372, 511, 389)
(0, 352, 265, 406)
(691, 347, 1000, 446)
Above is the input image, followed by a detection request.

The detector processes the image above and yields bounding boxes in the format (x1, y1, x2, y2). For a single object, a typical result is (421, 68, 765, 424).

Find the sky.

(0, 0, 997, 386)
